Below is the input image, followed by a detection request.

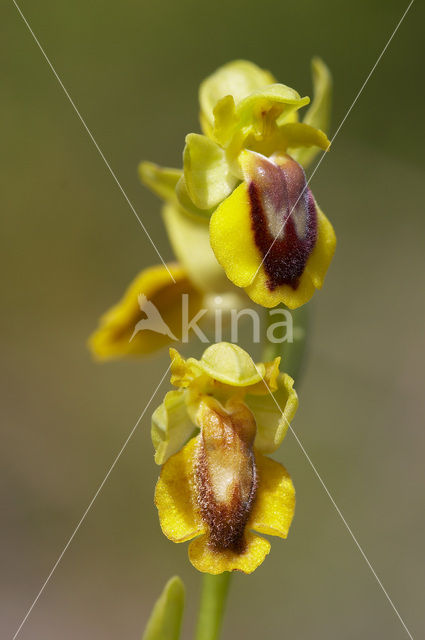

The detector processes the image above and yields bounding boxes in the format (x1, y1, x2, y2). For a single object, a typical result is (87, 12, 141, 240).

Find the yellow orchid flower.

(139, 58, 335, 310)
(153, 343, 298, 574)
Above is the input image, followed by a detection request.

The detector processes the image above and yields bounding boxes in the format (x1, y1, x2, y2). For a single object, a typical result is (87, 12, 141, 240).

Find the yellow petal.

(249, 453, 295, 538)
(188, 532, 270, 574)
(155, 437, 206, 543)
(88, 263, 202, 359)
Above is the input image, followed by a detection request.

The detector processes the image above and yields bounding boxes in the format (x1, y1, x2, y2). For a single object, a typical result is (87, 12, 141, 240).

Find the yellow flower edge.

(210, 182, 336, 309)
(155, 436, 295, 574)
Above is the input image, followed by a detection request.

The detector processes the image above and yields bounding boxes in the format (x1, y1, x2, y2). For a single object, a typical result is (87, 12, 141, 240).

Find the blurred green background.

(1, 0, 424, 638)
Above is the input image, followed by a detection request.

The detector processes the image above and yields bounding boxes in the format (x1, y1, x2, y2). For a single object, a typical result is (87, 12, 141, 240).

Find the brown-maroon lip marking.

(194, 401, 258, 554)
(248, 155, 318, 291)
(195, 442, 257, 554)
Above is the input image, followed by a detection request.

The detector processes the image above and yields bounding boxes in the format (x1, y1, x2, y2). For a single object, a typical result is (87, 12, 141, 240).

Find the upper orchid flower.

(140, 58, 336, 310)
(89, 58, 335, 360)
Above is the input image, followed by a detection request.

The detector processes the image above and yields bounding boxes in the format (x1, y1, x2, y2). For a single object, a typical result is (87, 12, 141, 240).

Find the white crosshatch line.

(10, 0, 416, 639)
(11, 0, 176, 284)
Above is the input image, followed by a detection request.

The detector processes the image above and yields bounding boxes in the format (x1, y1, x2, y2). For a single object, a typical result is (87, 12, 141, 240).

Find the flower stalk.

(262, 304, 310, 382)
(195, 574, 232, 640)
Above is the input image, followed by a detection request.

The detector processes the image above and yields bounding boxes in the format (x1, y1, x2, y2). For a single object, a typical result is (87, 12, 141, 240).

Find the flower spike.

(138, 59, 335, 310)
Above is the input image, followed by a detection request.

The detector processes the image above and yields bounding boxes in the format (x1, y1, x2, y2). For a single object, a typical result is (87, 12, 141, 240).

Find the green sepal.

(162, 202, 231, 293)
(175, 176, 216, 220)
(142, 576, 185, 640)
(151, 390, 195, 465)
(183, 133, 238, 210)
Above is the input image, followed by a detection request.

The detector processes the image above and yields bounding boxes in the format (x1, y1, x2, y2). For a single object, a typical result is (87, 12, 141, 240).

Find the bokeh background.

(2, 0, 424, 638)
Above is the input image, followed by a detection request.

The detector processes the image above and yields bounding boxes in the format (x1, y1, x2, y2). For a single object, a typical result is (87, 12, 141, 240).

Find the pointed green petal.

(139, 161, 182, 202)
(304, 57, 332, 133)
(142, 576, 185, 640)
(292, 58, 332, 167)
(151, 390, 195, 465)
(183, 133, 238, 210)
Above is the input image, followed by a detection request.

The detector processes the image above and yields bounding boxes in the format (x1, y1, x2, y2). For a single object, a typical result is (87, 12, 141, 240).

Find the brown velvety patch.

(248, 154, 318, 290)
(195, 400, 258, 553)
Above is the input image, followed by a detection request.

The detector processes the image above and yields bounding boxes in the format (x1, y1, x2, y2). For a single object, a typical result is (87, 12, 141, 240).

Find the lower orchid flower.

(153, 342, 298, 574)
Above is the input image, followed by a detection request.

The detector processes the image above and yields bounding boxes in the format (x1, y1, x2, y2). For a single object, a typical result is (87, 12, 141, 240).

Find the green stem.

(194, 573, 232, 640)
(262, 304, 310, 382)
